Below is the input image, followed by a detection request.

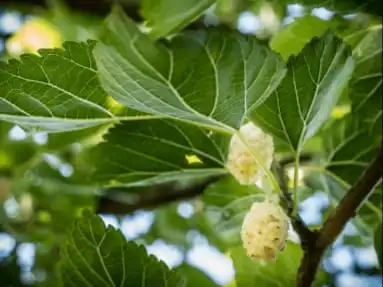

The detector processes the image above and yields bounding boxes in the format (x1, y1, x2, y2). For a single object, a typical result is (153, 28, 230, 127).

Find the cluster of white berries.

(226, 122, 289, 262)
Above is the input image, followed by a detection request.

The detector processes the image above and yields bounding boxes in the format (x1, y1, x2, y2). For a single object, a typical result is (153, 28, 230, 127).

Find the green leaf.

(270, 15, 331, 61)
(321, 116, 382, 239)
(230, 243, 302, 286)
(374, 223, 382, 268)
(176, 264, 218, 287)
(94, 6, 286, 133)
(58, 210, 185, 287)
(203, 176, 264, 246)
(91, 119, 229, 185)
(0, 41, 149, 132)
(348, 26, 382, 134)
(319, 27, 382, 236)
(250, 34, 354, 153)
(141, 0, 216, 39)
(323, 116, 380, 186)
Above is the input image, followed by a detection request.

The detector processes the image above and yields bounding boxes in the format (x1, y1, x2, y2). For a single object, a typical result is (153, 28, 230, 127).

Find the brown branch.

(272, 159, 316, 248)
(296, 144, 383, 287)
(96, 174, 226, 214)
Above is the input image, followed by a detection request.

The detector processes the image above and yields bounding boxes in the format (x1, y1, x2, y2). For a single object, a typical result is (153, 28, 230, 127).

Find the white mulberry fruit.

(241, 200, 289, 261)
(226, 122, 274, 185)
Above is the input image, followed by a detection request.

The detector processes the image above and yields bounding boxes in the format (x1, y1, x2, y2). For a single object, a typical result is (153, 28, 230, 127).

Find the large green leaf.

(304, 25, 383, 242)
(322, 116, 380, 186)
(347, 26, 382, 134)
(320, 27, 382, 234)
(230, 243, 302, 286)
(270, 15, 331, 61)
(58, 210, 185, 287)
(94, 6, 286, 133)
(0, 41, 150, 132)
(202, 176, 264, 246)
(141, 0, 216, 39)
(250, 34, 354, 153)
(91, 119, 229, 185)
(321, 115, 381, 237)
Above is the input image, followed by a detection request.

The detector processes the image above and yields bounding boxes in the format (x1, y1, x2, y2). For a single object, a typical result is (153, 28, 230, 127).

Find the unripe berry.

(241, 200, 289, 261)
(226, 122, 274, 185)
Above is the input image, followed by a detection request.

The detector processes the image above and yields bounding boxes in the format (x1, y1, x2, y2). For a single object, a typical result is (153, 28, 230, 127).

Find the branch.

(272, 159, 316, 248)
(296, 144, 383, 287)
(96, 174, 226, 214)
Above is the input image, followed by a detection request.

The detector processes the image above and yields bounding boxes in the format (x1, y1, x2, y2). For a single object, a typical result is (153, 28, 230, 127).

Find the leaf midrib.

(100, 43, 233, 134)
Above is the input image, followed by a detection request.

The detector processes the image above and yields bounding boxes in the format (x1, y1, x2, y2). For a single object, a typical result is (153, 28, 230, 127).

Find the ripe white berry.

(226, 122, 274, 185)
(241, 200, 289, 261)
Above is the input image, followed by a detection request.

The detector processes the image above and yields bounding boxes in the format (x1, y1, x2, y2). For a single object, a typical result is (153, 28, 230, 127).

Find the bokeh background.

(0, 1, 381, 286)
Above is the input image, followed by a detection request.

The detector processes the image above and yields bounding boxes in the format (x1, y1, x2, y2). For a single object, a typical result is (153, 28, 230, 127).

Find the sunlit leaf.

(94, 6, 286, 133)
(0, 41, 150, 132)
(270, 15, 331, 61)
(141, 0, 216, 39)
(250, 34, 354, 153)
